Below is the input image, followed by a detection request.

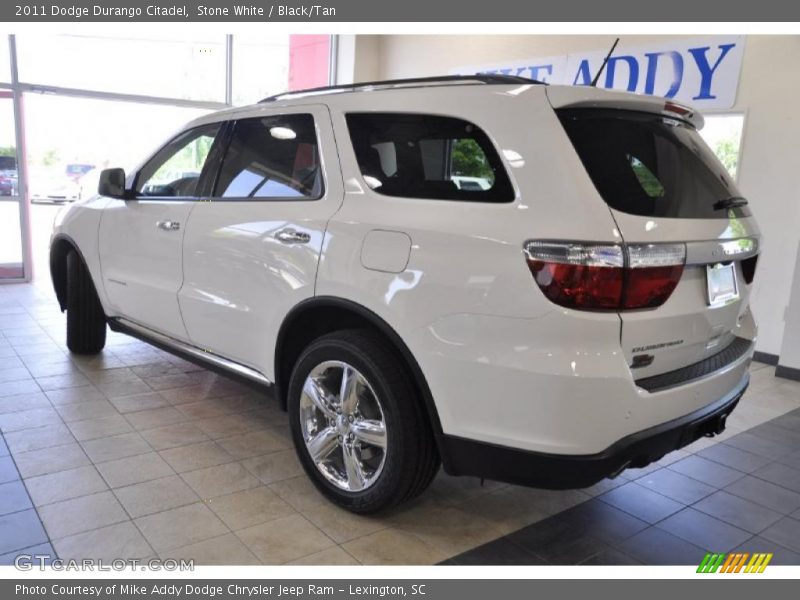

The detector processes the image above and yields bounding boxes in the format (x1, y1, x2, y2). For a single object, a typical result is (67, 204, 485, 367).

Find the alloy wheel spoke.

(303, 377, 335, 418)
(306, 427, 339, 463)
(339, 365, 360, 415)
(342, 443, 366, 491)
(351, 419, 387, 449)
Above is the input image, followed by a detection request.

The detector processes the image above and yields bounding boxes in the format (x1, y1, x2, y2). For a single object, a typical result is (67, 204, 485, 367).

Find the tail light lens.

(524, 241, 686, 311)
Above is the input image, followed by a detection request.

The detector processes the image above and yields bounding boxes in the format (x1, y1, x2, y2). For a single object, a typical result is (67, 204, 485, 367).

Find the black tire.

(288, 329, 440, 513)
(66, 250, 107, 354)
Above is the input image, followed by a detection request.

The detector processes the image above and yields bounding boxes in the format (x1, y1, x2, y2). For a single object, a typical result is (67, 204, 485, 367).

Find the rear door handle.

(275, 228, 311, 244)
(156, 220, 180, 231)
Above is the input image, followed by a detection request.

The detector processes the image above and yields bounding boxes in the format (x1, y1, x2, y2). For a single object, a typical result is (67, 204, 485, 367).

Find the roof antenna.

(590, 37, 620, 87)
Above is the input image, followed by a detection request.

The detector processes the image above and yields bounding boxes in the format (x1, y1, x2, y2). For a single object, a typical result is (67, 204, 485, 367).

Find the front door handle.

(156, 220, 180, 231)
(275, 228, 311, 244)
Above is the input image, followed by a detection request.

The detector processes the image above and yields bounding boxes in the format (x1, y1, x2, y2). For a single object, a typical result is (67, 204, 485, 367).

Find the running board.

(108, 318, 272, 388)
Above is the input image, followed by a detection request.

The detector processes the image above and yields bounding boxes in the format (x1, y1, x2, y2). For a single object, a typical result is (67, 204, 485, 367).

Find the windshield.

(558, 109, 750, 219)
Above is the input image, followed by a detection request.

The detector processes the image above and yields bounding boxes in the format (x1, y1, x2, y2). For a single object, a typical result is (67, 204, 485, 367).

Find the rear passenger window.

(346, 113, 514, 202)
(214, 114, 323, 199)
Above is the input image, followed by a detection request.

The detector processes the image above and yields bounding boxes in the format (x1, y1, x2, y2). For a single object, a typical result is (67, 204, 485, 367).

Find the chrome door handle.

(156, 220, 180, 231)
(275, 228, 311, 244)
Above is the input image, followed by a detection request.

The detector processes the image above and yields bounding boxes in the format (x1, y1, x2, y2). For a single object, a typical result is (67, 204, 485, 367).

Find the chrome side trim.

(111, 318, 272, 386)
(685, 237, 759, 265)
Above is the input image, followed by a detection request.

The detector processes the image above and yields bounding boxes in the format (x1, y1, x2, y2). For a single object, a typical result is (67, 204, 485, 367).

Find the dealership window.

(0, 33, 335, 282)
(346, 113, 514, 202)
(213, 114, 323, 199)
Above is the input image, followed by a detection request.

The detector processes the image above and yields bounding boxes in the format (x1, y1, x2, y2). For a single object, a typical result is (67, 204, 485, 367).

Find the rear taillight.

(524, 241, 686, 311)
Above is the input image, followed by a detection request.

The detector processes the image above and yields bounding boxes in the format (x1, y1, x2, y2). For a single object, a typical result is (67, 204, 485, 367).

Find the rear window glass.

(558, 109, 751, 219)
(346, 113, 514, 202)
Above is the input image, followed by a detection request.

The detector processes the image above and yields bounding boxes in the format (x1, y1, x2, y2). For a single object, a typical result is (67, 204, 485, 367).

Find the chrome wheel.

(299, 360, 388, 492)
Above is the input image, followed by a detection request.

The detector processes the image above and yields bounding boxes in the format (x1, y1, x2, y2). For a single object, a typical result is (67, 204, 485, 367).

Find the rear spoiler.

(545, 86, 704, 130)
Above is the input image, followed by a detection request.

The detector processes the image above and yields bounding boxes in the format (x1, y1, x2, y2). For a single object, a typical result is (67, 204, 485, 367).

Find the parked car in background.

(31, 165, 98, 204)
(50, 75, 760, 513)
(0, 156, 18, 196)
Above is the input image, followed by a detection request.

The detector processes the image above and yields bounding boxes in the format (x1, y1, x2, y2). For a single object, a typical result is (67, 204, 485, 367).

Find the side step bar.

(108, 317, 273, 389)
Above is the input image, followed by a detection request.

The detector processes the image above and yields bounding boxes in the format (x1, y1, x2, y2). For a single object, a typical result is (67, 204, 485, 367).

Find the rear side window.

(346, 113, 514, 202)
(558, 109, 750, 219)
(213, 114, 323, 200)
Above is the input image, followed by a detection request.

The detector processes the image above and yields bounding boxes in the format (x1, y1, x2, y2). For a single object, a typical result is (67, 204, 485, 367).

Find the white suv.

(50, 75, 760, 513)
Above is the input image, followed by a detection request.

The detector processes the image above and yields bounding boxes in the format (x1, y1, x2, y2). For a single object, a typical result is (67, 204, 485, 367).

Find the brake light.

(524, 241, 686, 311)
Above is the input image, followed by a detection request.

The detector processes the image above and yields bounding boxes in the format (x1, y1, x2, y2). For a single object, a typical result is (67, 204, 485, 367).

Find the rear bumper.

(438, 373, 748, 489)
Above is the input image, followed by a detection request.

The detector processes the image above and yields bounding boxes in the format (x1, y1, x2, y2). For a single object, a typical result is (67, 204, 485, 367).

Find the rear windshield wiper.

(713, 196, 749, 211)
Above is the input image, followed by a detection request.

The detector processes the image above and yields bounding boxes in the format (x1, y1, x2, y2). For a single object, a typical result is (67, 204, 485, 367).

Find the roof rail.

(259, 74, 545, 103)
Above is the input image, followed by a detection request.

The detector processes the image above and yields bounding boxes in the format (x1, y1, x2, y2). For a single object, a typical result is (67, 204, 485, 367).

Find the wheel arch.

(274, 296, 444, 439)
(50, 233, 83, 312)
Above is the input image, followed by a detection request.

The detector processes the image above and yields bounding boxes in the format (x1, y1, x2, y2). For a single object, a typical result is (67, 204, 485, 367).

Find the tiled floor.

(2, 273, 800, 565)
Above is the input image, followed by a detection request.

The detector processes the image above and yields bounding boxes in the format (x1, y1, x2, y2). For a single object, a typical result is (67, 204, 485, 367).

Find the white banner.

(453, 36, 745, 110)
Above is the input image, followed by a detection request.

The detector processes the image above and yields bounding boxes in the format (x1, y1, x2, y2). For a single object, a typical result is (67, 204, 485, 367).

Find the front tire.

(288, 329, 439, 513)
(66, 250, 106, 354)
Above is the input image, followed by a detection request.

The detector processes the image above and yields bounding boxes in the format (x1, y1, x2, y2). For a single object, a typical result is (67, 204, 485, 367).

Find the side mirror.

(98, 168, 128, 199)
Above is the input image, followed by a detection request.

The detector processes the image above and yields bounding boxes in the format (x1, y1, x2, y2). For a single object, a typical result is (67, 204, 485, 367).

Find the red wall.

(288, 35, 331, 91)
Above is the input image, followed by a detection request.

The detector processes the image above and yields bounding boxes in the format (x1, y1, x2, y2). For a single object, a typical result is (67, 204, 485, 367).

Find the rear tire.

(66, 250, 106, 355)
(288, 329, 440, 513)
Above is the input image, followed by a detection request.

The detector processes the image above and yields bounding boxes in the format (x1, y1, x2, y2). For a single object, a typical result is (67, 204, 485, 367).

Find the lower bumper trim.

(438, 375, 748, 490)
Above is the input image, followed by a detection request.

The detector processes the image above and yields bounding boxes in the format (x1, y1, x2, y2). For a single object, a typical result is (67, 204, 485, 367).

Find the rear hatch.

(547, 87, 760, 382)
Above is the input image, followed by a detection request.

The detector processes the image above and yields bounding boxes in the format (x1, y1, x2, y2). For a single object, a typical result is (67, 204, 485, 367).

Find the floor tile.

(207, 486, 295, 531)
(599, 482, 684, 524)
(159, 441, 234, 473)
(160, 533, 259, 565)
(46, 386, 107, 406)
(301, 501, 388, 544)
(236, 513, 335, 565)
(693, 490, 783, 533)
(760, 516, 800, 553)
(724, 432, 794, 460)
(752, 462, 800, 493)
(181, 462, 260, 499)
(457, 486, 550, 535)
(725, 475, 800, 514)
(96, 452, 174, 489)
(216, 429, 288, 459)
(0, 455, 18, 484)
(0, 509, 49, 554)
(82, 432, 151, 463)
(668, 455, 746, 488)
(656, 507, 753, 552)
(616, 527, 708, 565)
(124, 406, 186, 431)
(241, 449, 303, 484)
(0, 480, 33, 516)
(53, 521, 152, 561)
(0, 543, 56, 566)
(342, 527, 448, 566)
(636, 468, 716, 504)
(557, 499, 650, 544)
(25, 465, 107, 506)
(110, 392, 169, 414)
(0, 407, 60, 433)
(732, 535, 800, 565)
(450, 537, 546, 565)
(54, 399, 119, 423)
(13, 443, 90, 479)
(67, 414, 133, 442)
(4, 423, 74, 453)
(139, 422, 210, 450)
(0, 392, 50, 415)
(135, 502, 229, 553)
(698, 443, 772, 473)
(287, 546, 360, 565)
(38, 491, 128, 539)
(114, 475, 198, 518)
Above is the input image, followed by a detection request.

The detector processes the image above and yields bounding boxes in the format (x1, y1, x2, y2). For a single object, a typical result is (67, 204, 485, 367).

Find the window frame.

(206, 112, 326, 203)
(131, 121, 226, 201)
(344, 111, 516, 204)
